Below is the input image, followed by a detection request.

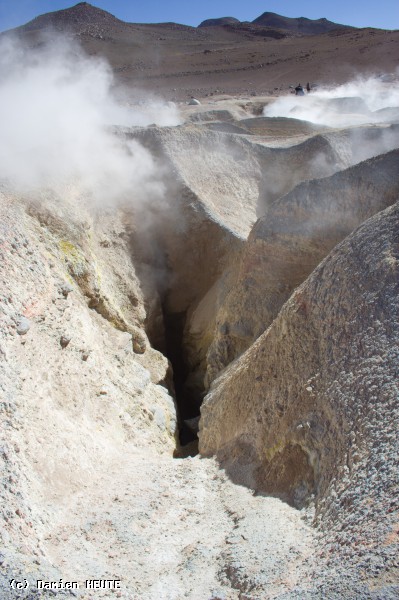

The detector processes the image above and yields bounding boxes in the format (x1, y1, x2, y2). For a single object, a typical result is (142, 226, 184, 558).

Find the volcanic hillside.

(6, 2, 399, 99)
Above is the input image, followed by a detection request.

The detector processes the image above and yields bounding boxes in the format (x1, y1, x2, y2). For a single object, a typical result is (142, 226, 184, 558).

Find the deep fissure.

(161, 308, 201, 448)
(128, 222, 205, 450)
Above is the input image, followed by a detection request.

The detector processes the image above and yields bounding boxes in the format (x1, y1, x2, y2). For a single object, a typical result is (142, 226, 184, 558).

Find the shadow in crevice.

(160, 309, 202, 452)
(213, 438, 316, 509)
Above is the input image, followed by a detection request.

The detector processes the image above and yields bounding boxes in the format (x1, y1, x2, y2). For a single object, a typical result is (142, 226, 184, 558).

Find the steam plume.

(0, 34, 180, 202)
(264, 76, 399, 128)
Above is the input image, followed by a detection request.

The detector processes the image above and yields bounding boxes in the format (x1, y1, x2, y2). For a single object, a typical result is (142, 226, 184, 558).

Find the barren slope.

(5, 3, 399, 100)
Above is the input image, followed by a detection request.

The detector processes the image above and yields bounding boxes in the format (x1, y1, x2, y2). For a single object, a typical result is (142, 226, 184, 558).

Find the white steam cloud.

(0, 35, 180, 201)
(264, 76, 399, 128)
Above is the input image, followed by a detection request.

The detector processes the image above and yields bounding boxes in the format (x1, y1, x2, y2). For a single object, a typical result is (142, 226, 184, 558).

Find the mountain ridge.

(252, 11, 353, 33)
(14, 2, 355, 35)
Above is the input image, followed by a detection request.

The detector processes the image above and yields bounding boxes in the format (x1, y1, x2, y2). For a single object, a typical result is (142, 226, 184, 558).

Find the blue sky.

(0, 0, 398, 32)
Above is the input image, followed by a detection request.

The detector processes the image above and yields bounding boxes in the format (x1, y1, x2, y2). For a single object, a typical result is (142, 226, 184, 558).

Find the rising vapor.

(0, 34, 180, 203)
(263, 76, 399, 128)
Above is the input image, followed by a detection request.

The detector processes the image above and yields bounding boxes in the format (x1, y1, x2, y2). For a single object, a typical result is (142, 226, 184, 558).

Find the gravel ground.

(1, 451, 317, 600)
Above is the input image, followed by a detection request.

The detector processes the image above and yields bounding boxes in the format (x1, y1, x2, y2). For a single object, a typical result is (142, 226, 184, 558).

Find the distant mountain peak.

(198, 17, 241, 28)
(16, 2, 124, 33)
(252, 11, 352, 34)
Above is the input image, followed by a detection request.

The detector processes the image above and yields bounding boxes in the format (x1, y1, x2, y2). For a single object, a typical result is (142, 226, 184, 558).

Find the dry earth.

(0, 179, 316, 600)
(0, 3, 399, 600)
(6, 2, 399, 100)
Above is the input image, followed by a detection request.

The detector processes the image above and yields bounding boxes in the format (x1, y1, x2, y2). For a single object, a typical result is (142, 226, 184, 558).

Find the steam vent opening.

(160, 308, 201, 455)
(128, 220, 205, 457)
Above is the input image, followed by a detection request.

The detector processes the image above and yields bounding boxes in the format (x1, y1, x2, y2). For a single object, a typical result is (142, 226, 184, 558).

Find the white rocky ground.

(0, 173, 315, 600)
(34, 452, 315, 600)
(1, 93, 398, 599)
